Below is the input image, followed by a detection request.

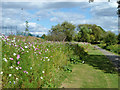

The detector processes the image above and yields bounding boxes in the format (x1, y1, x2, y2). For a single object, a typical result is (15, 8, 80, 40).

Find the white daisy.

(13, 53, 16, 56)
(0, 71, 3, 74)
(30, 67, 32, 69)
(40, 77, 43, 79)
(3, 58, 7, 62)
(16, 67, 19, 70)
(42, 71, 45, 73)
(10, 66, 13, 69)
(16, 78, 18, 80)
(25, 46, 28, 48)
(9, 74, 12, 77)
(82, 61, 85, 64)
(48, 59, 50, 61)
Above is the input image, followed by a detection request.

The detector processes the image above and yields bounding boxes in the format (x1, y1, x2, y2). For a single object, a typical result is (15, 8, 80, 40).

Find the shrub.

(103, 31, 117, 46)
(106, 44, 120, 54)
(66, 43, 88, 64)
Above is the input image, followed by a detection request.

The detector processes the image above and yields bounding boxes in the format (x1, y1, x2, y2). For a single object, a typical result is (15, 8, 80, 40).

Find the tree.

(36, 35, 39, 37)
(28, 33, 33, 36)
(25, 21, 29, 36)
(41, 34, 46, 39)
(117, 33, 120, 44)
(49, 21, 76, 41)
(77, 26, 90, 42)
(61, 21, 76, 41)
(104, 31, 117, 46)
(77, 24, 104, 43)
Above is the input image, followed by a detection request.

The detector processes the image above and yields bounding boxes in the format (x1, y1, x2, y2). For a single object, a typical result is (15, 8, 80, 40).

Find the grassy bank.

(1, 35, 87, 88)
(60, 44, 118, 88)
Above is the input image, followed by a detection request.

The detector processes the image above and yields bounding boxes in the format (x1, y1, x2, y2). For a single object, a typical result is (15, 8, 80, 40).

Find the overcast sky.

(1, 0, 118, 36)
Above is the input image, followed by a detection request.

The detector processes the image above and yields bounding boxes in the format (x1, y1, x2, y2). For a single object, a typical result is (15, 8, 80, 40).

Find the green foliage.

(62, 64, 72, 72)
(47, 21, 76, 41)
(28, 33, 33, 36)
(36, 35, 39, 37)
(103, 31, 117, 46)
(76, 24, 105, 43)
(61, 21, 76, 41)
(77, 26, 90, 42)
(41, 34, 46, 39)
(106, 44, 120, 54)
(67, 43, 88, 64)
(25, 21, 29, 32)
(25, 21, 29, 36)
(117, 33, 120, 44)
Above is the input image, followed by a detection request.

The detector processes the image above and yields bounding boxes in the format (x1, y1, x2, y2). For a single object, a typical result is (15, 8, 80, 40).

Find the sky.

(1, 0, 118, 36)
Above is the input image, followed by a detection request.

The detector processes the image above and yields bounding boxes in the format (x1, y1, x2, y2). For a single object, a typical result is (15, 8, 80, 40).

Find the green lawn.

(60, 45, 118, 88)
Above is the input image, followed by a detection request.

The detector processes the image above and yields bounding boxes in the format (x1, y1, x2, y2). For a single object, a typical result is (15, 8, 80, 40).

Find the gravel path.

(95, 45, 120, 73)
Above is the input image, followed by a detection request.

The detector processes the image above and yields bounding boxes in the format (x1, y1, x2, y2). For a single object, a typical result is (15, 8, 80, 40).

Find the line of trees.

(43, 21, 118, 45)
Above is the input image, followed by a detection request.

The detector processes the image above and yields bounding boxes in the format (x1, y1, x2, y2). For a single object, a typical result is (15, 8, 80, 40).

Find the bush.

(66, 43, 88, 64)
(106, 44, 120, 54)
(103, 31, 117, 46)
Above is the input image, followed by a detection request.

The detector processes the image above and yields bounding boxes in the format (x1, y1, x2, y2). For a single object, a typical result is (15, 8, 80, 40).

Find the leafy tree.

(49, 21, 76, 41)
(77, 25, 91, 42)
(28, 33, 33, 36)
(117, 33, 120, 44)
(25, 21, 29, 36)
(77, 24, 105, 43)
(41, 34, 46, 39)
(61, 21, 76, 41)
(104, 31, 117, 46)
(36, 35, 39, 37)
(90, 34, 95, 43)
(90, 24, 102, 42)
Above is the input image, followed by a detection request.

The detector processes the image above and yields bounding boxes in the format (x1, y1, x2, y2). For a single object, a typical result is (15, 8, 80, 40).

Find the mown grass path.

(60, 45, 118, 88)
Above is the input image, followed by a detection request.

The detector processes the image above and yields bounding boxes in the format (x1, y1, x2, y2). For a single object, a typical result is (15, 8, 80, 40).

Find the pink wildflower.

(17, 61, 20, 64)
(34, 48, 38, 51)
(39, 52, 41, 54)
(23, 39, 25, 42)
(26, 72, 28, 74)
(20, 47, 23, 50)
(19, 67, 22, 69)
(10, 58, 13, 60)
(23, 71, 26, 73)
(17, 55, 20, 60)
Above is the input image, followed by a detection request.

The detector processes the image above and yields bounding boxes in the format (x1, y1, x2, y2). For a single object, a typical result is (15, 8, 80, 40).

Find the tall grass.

(1, 35, 87, 88)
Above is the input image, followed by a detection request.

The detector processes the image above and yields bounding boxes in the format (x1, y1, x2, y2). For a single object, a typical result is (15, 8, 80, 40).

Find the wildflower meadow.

(1, 34, 88, 88)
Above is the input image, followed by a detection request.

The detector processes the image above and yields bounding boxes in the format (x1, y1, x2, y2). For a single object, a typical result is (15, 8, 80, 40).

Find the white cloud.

(1, 1, 119, 35)
(1, 0, 114, 2)
(30, 32, 47, 35)
(50, 11, 85, 23)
